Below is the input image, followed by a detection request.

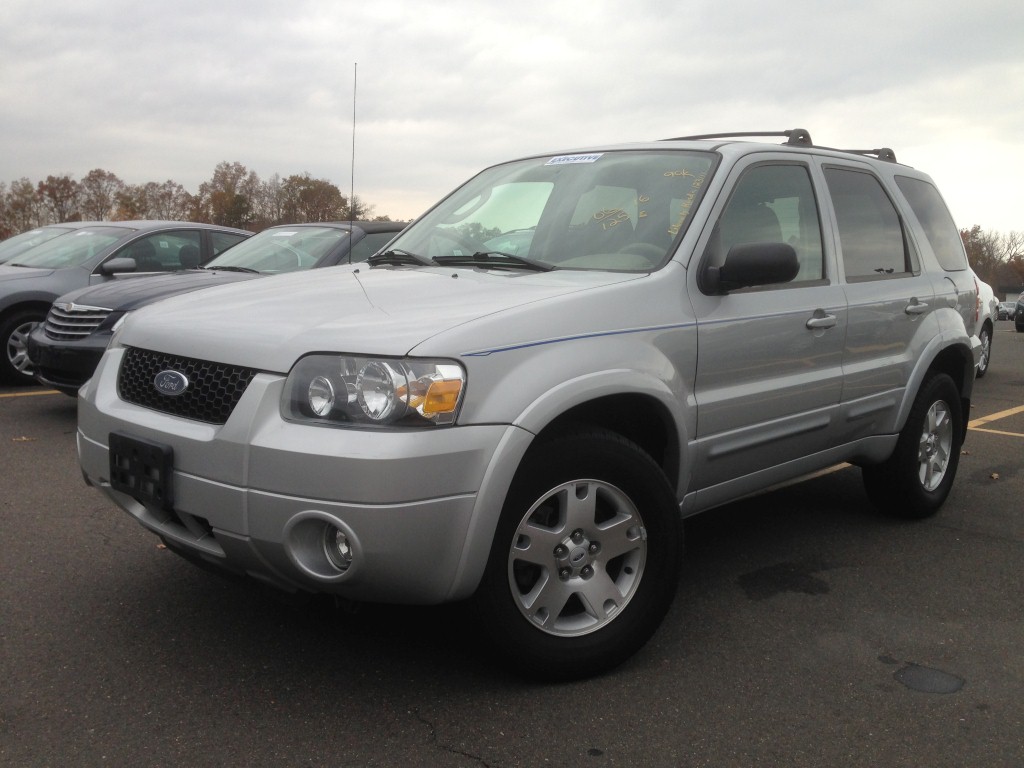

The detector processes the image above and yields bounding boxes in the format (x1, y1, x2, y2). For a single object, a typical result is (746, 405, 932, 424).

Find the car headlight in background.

(283, 354, 466, 427)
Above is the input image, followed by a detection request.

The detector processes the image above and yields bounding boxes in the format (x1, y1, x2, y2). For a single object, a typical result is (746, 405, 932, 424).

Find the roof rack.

(662, 129, 813, 146)
(661, 129, 899, 163)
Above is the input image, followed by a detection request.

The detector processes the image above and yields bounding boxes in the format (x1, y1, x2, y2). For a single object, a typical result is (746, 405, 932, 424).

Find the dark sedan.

(27, 221, 405, 395)
(1, 221, 251, 384)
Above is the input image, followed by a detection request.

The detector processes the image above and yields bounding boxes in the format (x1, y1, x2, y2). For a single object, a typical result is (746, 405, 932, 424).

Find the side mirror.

(99, 257, 138, 275)
(705, 242, 799, 294)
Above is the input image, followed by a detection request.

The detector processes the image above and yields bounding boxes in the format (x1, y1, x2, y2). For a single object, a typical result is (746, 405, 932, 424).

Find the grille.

(44, 303, 111, 340)
(118, 347, 258, 424)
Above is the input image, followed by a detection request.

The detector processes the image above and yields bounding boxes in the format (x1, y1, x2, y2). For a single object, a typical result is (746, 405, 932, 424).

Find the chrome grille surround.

(44, 302, 112, 340)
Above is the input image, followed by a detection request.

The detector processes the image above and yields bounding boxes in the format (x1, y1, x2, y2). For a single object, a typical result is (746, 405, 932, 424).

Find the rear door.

(818, 160, 936, 441)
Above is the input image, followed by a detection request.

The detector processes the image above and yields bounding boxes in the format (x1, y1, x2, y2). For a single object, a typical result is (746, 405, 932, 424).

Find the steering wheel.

(436, 229, 484, 254)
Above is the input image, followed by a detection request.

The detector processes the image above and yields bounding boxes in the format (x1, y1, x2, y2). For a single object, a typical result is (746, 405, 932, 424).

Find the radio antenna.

(348, 63, 357, 237)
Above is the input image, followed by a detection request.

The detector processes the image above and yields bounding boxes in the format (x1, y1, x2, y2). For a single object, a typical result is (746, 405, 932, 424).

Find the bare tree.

(4, 178, 45, 231)
(198, 161, 261, 228)
(37, 174, 80, 222)
(78, 169, 124, 220)
(146, 180, 192, 220)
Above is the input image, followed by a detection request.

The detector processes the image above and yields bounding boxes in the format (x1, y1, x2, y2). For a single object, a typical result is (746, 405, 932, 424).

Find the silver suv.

(78, 130, 980, 680)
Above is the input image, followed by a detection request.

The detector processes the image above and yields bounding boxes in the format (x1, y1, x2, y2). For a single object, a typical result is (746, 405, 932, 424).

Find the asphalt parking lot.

(2, 322, 1022, 767)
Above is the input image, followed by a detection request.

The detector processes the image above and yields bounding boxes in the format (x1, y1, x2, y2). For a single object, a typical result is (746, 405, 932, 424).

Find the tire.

(862, 373, 963, 519)
(976, 323, 991, 378)
(0, 310, 44, 385)
(474, 428, 682, 680)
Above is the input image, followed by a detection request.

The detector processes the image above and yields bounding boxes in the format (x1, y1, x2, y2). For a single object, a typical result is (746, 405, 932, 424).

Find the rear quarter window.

(895, 176, 968, 272)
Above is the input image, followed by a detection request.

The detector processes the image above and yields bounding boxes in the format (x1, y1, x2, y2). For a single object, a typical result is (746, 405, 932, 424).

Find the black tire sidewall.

(976, 326, 991, 378)
(474, 428, 682, 680)
(0, 311, 43, 385)
(863, 373, 963, 518)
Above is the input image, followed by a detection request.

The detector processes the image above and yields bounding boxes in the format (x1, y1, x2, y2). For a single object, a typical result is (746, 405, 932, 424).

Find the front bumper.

(78, 347, 530, 603)
(28, 325, 110, 394)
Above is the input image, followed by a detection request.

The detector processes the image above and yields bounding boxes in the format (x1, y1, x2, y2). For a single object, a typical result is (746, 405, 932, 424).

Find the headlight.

(107, 312, 131, 349)
(283, 354, 466, 428)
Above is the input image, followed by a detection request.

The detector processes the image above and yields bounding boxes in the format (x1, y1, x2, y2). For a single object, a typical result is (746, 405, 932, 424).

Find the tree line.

(961, 226, 1024, 299)
(2, 166, 1022, 297)
(0, 161, 393, 239)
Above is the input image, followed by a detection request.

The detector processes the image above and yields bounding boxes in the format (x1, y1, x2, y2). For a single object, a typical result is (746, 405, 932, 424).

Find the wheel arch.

(447, 371, 691, 602)
(899, 339, 975, 444)
(0, 298, 53, 324)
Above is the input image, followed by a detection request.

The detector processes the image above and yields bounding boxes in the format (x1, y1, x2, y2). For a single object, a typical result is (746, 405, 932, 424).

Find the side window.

(824, 167, 909, 280)
(211, 231, 248, 257)
(349, 231, 397, 263)
(118, 230, 202, 272)
(707, 164, 824, 282)
(894, 175, 968, 272)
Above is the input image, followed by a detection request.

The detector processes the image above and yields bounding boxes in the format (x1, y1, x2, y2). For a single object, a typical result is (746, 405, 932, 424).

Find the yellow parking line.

(969, 404, 1024, 429)
(0, 389, 61, 398)
(969, 427, 1024, 438)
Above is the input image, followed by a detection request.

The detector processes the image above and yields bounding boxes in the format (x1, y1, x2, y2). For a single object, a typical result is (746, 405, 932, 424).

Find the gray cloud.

(2, 0, 1022, 230)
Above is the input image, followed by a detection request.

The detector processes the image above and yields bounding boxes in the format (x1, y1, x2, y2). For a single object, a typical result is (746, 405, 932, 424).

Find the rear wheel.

(474, 428, 682, 680)
(862, 373, 963, 519)
(976, 324, 991, 378)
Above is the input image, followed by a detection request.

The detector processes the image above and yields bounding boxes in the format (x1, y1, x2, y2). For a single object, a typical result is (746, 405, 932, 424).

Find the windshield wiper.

(368, 249, 434, 267)
(433, 251, 555, 272)
(206, 265, 260, 273)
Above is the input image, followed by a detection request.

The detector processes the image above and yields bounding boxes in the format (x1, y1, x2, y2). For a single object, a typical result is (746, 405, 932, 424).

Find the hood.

(55, 270, 261, 310)
(118, 266, 642, 373)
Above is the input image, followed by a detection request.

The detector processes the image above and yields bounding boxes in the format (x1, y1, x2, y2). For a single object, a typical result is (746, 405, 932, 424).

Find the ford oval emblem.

(154, 370, 189, 396)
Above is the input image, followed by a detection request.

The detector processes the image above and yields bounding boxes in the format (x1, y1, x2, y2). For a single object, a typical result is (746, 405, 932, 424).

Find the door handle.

(905, 299, 930, 315)
(805, 312, 837, 330)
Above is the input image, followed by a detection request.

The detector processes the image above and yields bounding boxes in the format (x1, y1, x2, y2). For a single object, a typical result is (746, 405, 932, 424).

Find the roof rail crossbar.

(661, 129, 813, 146)
(842, 147, 898, 163)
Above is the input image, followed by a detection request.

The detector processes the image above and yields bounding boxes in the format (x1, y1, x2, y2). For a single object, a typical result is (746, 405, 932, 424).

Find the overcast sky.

(2, 0, 1021, 232)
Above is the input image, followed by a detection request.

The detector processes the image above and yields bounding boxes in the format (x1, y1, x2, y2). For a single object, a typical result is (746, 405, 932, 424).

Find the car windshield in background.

(0, 226, 74, 264)
(384, 150, 717, 272)
(8, 227, 130, 269)
(205, 226, 350, 274)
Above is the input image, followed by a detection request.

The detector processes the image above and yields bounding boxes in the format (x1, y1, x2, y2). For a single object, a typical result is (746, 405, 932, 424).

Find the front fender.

(446, 366, 693, 601)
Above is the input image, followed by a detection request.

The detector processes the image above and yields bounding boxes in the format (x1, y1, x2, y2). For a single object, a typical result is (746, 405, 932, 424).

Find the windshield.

(9, 226, 129, 269)
(205, 225, 349, 273)
(0, 226, 75, 264)
(385, 150, 716, 272)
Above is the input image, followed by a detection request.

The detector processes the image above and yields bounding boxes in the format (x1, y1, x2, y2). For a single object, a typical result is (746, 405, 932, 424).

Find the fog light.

(323, 525, 353, 571)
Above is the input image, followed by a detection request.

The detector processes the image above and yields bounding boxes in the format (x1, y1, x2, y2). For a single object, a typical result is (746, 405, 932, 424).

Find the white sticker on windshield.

(545, 153, 604, 166)
(273, 231, 298, 237)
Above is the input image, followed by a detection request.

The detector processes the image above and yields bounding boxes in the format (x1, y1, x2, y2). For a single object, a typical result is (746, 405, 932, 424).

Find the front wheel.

(0, 310, 44, 385)
(474, 428, 682, 680)
(862, 373, 963, 519)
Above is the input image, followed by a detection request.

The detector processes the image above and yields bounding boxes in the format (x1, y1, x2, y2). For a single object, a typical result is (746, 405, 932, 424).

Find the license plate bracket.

(109, 431, 174, 510)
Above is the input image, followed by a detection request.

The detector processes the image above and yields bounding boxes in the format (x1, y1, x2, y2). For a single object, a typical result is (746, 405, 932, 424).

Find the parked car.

(77, 130, 979, 680)
(0, 221, 250, 384)
(28, 221, 404, 395)
(0, 222, 103, 264)
(997, 301, 1016, 320)
(1016, 293, 1024, 332)
(971, 270, 997, 378)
